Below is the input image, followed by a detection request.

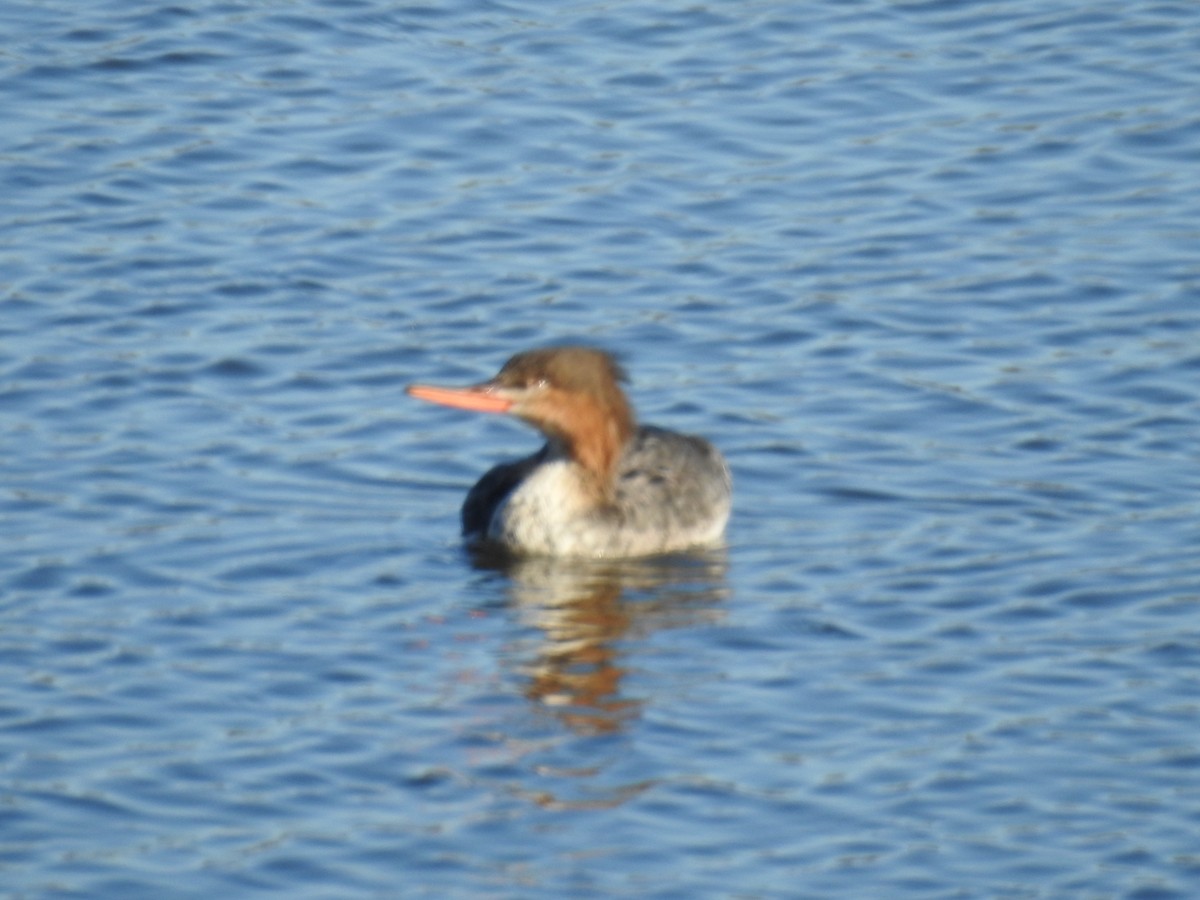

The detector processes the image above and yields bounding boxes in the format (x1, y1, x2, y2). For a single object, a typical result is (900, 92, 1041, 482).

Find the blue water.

(4, 0, 1200, 896)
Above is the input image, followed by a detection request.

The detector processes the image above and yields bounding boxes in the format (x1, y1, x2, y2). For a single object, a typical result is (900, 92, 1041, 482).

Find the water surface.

(3, 0, 1200, 896)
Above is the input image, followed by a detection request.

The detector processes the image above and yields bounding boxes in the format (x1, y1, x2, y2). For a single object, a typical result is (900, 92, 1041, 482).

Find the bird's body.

(407, 347, 731, 558)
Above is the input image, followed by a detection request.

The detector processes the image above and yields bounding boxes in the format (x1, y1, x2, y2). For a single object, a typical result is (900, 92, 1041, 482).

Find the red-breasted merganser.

(406, 346, 732, 558)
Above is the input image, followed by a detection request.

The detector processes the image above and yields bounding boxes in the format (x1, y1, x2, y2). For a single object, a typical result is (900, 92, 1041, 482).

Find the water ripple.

(4, 0, 1200, 896)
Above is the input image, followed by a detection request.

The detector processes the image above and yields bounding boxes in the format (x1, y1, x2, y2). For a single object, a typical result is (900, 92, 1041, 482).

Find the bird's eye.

(531, 378, 549, 389)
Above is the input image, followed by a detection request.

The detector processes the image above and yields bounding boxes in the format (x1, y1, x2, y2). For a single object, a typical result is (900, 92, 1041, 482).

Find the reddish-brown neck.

(533, 386, 635, 497)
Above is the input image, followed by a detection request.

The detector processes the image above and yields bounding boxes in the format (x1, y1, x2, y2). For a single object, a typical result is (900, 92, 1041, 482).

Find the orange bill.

(406, 383, 514, 414)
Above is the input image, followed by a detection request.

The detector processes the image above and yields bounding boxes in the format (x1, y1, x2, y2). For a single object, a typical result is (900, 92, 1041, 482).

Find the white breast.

(488, 460, 595, 555)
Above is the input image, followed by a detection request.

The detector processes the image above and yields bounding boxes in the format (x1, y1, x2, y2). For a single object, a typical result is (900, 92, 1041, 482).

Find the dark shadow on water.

(469, 545, 730, 739)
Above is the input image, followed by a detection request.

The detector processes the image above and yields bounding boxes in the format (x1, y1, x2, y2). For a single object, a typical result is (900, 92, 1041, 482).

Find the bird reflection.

(471, 546, 729, 737)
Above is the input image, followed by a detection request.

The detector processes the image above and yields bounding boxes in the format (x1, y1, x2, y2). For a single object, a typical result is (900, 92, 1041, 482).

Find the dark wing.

(460, 444, 549, 537)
